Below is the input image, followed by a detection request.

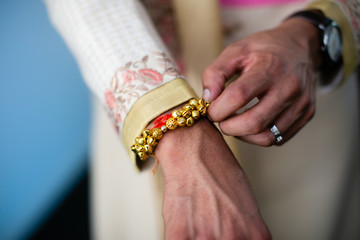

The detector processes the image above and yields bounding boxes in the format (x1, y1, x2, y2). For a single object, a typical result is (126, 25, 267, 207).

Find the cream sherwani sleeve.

(43, 1, 222, 239)
(307, 0, 360, 92)
(44, 0, 197, 169)
(43, 1, 198, 239)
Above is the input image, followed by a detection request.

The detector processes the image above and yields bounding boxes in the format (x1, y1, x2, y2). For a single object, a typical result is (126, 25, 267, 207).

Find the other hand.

(202, 18, 322, 146)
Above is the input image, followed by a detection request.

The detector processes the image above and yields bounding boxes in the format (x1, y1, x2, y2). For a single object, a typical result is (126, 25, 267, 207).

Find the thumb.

(202, 46, 246, 102)
(201, 65, 226, 102)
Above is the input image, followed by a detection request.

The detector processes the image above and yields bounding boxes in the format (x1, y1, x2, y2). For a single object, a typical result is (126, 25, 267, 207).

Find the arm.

(45, 0, 270, 238)
(156, 117, 271, 239)
(44, 0, 196, 167)
(202, 0, 359, 146)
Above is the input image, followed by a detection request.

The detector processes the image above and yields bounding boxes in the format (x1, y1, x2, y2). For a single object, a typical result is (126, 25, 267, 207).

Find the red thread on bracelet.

(151, 114, 172, 130)
(150, 113, 171, 175)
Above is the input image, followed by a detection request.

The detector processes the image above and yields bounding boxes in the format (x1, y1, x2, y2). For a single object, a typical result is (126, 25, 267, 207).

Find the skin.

(156, 118, 271, 240)
(202, 18, 322, 146)
(153, 17, 322, 239)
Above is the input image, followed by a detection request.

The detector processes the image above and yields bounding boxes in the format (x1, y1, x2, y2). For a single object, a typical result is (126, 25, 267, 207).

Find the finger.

(236, 95, 310, 146)
(237, 129, 277, 147)
(272, 93, 312, 135)
(219, 87, 292, 136)
(276, 104, 315, 145)
(208, 69, 271, 122)
(202, 45, 248, 102)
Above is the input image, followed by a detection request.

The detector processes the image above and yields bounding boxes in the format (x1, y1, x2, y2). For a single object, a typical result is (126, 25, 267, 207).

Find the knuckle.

(256, 52, 277, 67)
(252, 132, 274, 147)
(228, 85, 248, 105)
(248, 221, 272, 240)
(253, 230, 272, 240)
(202, 66, 216, 83)
(262, 134, 275, 147)
(194, 231, 213, 240)
(253, 52, 285, 78)
(257, 229, 272, 240)
(303, 94, 311, 106)
(245, 114, 265, 135)
(295, 94, 311, 116)
(307, 105, 316, 120)
(287, 79, 302, 99)
(166, 228, 188, 240)
(236, 82, 251, 102)
(262, 226, 273, 240)
(227, 41, 242, 51)
(249, 122, 263, 135)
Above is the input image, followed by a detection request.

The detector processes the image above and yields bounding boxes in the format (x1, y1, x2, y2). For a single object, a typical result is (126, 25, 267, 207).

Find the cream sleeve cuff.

(306, 0, 358, 91)
(122, 78, 197, 170)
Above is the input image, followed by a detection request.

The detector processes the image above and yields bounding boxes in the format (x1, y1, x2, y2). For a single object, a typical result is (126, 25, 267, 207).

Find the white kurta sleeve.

(44, 0, 198, 168)
(44, 0, 192, 132)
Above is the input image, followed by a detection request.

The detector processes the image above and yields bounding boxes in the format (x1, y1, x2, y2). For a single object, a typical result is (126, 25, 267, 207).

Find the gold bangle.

(131, 98, 210, 162)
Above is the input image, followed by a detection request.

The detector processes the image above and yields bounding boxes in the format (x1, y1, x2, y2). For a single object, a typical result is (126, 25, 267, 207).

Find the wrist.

(135, 98, 212, 174)
(155, 118, 215, 175)
(280, 17, 323, 70)
(156, 117, 243, 181)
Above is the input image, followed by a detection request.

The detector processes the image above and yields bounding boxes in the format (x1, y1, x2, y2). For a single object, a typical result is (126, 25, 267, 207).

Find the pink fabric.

(220, 0, 305, 7)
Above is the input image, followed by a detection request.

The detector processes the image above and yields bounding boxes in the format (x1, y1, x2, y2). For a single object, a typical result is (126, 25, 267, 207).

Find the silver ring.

(270, 124, 283, 143)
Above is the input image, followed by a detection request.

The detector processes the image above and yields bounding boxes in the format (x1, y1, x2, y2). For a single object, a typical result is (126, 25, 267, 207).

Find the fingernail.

(202, 88, 210, 101)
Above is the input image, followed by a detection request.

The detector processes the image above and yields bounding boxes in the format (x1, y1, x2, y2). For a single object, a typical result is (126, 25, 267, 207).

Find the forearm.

(152, 116, 270, 239)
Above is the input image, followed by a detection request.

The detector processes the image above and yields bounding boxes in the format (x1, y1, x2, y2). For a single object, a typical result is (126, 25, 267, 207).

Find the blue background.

(0, 0, 91, 239)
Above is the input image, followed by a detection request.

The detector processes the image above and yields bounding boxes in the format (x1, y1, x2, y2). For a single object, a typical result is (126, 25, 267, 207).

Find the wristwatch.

(287, 10, 343, 68)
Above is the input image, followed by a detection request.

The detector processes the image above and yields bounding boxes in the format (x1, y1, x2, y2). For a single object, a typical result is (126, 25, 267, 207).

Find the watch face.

(324, 23, 342, 63)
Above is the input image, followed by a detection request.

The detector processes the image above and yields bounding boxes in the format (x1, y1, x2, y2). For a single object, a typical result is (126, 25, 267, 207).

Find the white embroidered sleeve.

(44, 0, 184, 133)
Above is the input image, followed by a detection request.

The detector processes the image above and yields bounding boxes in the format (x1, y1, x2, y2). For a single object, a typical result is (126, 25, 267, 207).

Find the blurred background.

(1, 1, 359, 240)
(0, 0, 91, 239)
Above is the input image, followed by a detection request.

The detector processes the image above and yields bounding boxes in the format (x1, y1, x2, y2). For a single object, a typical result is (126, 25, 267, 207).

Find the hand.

(156, 118, 271, 239)
(202, 18, 322, 146)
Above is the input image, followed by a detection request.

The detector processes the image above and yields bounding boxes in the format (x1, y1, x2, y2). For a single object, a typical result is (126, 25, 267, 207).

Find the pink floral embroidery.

(104, 52, 181, 132)
(122, 70, 137, 84)
(138, 69, 163, 85)
(115, 113, 122, 123)
(105, 90, 116, 109)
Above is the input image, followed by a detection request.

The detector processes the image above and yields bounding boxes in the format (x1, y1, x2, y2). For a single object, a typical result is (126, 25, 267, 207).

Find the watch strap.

(287, 10, 332, 30)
